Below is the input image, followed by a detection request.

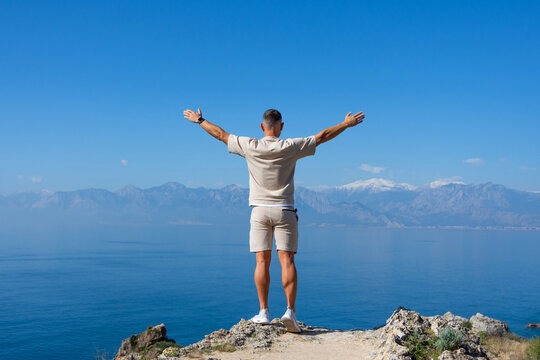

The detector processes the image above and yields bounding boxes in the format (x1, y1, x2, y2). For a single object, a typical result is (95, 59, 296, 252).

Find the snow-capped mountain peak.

(337, 178, 417, 192)
(427, 177, 466, 188)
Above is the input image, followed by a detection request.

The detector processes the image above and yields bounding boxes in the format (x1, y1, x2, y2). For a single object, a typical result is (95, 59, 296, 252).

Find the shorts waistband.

(250, 203, 295, 209)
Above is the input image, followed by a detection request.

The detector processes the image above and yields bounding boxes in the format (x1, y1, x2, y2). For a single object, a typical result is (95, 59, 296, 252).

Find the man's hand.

(343, 111, 365, 127)
(183, 107, 230, 145)
(184, 108, 203, 123)
(315, 110, 366, 146)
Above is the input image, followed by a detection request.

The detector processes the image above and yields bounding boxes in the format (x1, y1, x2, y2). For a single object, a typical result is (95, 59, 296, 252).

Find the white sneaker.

(281, 307, 302, 333)
(250, 308, 270, 325)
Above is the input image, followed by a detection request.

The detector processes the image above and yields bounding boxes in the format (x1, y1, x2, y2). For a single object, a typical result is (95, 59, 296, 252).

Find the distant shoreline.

(305, 223, 540, 231)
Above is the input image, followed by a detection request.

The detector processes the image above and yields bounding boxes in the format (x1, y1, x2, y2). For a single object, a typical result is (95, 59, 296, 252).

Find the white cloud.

(463, 158, 485, 166)
(428, 176, 465, 188)
(520, 166, 536, 171)
(17, 174, 24, 179)
(121, 160, 128, 167)
(359, 163, 386, 174)
(31, 176, 43, 183)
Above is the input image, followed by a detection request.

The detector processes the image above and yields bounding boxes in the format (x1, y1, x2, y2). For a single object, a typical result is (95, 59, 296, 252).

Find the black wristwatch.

(197, 116, 206, 124)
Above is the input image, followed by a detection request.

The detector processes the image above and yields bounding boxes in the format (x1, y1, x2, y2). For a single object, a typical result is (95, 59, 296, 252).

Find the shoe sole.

(281, 317, 302, 333)
(250, 319, 270, 325)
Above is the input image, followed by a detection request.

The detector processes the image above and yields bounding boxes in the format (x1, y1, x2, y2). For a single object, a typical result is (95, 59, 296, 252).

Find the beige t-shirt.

(228, 134, 317, 206)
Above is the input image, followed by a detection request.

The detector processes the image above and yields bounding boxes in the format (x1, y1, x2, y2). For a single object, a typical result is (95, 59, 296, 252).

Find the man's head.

(261, 109, 284, 137)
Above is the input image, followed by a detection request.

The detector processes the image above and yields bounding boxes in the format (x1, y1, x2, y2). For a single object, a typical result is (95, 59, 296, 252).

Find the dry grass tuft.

(481, 333, 531, 360)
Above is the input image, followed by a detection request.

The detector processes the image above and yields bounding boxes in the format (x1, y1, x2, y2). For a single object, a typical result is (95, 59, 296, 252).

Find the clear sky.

(1, 0, 539, 194)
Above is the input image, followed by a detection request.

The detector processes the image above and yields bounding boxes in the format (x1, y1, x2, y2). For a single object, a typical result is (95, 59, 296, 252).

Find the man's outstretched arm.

(183, 108, 230, 145)
(314, 111, 365, 146)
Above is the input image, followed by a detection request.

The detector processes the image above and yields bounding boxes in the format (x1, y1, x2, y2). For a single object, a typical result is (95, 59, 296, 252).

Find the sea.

(0, 224, 539, 359)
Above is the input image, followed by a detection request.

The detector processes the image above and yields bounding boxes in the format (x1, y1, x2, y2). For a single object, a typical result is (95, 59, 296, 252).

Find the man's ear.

(280, 122, 284, 130)
(260, 123, 265, 132)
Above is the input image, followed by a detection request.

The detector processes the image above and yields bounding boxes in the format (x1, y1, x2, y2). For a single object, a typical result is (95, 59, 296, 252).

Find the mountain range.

(1, 178, 539, 229)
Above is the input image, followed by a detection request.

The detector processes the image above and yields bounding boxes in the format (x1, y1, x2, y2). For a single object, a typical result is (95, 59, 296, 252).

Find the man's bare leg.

(254, 250, 271, 310)
(278, 250, 297, 312)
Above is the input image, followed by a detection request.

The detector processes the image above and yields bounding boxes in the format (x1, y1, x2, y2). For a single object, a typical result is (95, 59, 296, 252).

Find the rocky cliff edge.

(112, 306, 532, 360)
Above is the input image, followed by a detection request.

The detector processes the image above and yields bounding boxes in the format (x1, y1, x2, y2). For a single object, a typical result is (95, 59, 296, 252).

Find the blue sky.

(1, 0, 539, 194)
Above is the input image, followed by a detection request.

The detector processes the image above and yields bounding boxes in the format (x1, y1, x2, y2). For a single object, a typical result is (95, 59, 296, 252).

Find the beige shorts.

(249, 206, 299, 253)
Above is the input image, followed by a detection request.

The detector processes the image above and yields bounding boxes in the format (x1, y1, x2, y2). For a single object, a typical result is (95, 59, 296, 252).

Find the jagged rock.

(459, 339, 488, 357)
(175, 318, 289, 356)
(437, 349, 488, 359)
(427, 311, 469, 336)
(114, 323, 178, 360)
(374, 307, 488, 360)
(384, 306, 426, 340)
(161, 347, 181, 357)
(469, 313, 509, 336)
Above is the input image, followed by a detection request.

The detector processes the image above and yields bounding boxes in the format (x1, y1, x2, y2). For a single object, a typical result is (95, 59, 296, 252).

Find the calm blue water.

(0, 224, 539, 360)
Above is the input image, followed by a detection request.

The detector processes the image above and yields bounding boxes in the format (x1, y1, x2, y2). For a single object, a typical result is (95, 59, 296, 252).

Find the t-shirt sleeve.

(227, 134, 251, 158)
(291, 135, 317, 159)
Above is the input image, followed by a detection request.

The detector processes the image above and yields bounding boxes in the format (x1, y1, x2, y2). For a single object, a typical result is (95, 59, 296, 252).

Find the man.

(183, 107, 365, 332)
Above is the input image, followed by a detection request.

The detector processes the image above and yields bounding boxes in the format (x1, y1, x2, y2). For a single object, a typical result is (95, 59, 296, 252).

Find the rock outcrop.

(113, 306, 519, 360)
(114, 323, 177, 360)
(469, 313, 510, 336)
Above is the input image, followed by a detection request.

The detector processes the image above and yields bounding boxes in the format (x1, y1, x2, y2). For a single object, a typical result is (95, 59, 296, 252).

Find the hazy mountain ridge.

(1, 180, 539, 229)
(323, 182, 540, 228)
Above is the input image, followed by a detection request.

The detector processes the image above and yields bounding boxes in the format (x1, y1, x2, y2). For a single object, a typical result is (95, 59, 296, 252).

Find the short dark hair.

(263, 109, 282, 127)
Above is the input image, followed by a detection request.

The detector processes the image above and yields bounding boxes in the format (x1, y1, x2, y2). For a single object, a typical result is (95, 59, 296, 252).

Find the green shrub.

(463, 321, 472, 330)
(138, 340, 179, 359)
(403, 328, 441, 360)
(151, 341, 180, 351)
(527, 336, 540, 360)
(478, 330, 488, 345)
(435, 327, 464, 352)
(163, 347, 181, 357)
(212, 343, 236, 352)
